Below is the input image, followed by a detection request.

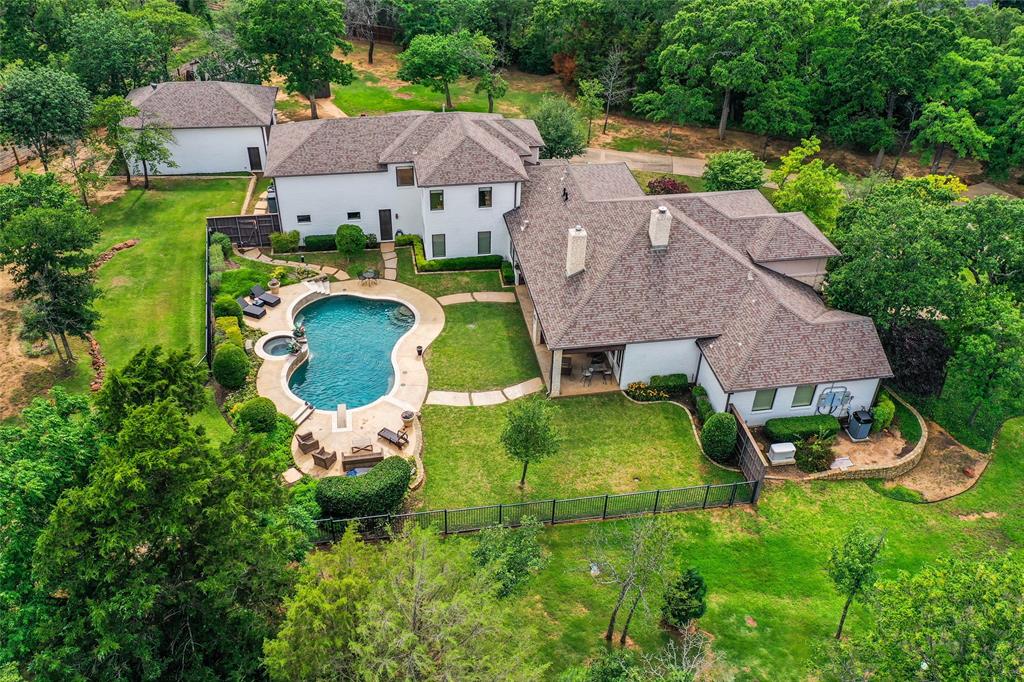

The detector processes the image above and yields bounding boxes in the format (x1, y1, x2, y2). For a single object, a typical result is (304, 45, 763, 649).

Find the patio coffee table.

(351, 434, 373, 454)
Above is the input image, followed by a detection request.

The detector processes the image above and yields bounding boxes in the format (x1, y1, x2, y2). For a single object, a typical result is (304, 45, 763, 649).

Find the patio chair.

(237, 296, 266, 319)
(311, 447, 337, 469)
(297, 435, 320, 454)
(251, 284, 281, 307)
(378, 427, 409, 449)
(342, 449, 384, 472)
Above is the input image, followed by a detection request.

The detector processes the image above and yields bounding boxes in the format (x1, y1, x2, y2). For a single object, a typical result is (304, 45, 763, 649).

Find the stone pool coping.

(247, 278, 445, 480)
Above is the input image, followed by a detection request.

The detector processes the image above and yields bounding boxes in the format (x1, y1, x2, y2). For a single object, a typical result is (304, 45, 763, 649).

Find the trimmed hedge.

(302, 234, 337, 251)
(398, 233, 503, 272)
(235, 396, 278, 433)
(335, 224, 367, 256)
(208, 246, 225, 273)
(872, 393, 896, 433)
(651, 374, 688, 393)
(270, 230, 300, 254)
(701, 412, 738, 463)
(215, 316, 244, 348)
(764, 414, 840, 443)
(315, 456, 413, 519)
(210, 231, 233, 259)
(692, 385, 708, 400)
(696, 397, 715, 424)
(213, 295, 242, 322)
(209, 271, 222, 293)
(501, 260, 515, 285)
(212, 343, 249, 390)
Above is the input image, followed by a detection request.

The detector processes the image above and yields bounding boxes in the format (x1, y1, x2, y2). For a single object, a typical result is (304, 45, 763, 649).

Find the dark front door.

(247, 147, 262, 171)
(378, 209, 393, 241)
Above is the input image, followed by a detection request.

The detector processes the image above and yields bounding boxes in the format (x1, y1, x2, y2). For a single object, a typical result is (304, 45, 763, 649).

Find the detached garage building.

(124, 81, 278, 175)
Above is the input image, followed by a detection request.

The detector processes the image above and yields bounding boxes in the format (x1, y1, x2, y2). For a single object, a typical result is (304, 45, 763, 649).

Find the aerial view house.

(124, 80, 278, 175)
(507, 163, 893, 425)
(264, 111, 543, 259)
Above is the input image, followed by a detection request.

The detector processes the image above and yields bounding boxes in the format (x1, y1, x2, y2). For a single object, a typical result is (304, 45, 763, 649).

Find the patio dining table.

(358, 269, 379, 286)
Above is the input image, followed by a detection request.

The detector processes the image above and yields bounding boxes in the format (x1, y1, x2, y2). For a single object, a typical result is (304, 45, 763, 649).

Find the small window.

(396, 166, 415, 186)
(478, 186, 492, 208)
(296, 215, 311, 223)
(477, 231, 491, 255)
(431, 233, 446, 258)
(346, 211, 361, 220)
(752, 388, 777, 412)
(429, 190, 444, 211)
(792, 384, 816, 408)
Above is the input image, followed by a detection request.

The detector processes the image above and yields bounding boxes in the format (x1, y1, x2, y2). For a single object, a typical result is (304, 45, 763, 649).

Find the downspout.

(725, 393, 733, 412)
(694, 348, 704, 385)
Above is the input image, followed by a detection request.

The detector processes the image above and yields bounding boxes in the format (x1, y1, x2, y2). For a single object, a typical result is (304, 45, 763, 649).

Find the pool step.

(302, 278, 331, 295)
(291, 401, 316, 425)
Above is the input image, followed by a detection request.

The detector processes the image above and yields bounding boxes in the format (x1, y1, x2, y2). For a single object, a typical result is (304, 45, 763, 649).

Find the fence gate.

(207, 213, 281, 248)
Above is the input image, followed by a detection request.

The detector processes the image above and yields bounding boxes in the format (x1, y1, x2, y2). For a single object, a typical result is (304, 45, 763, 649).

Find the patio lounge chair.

(342, 449, 384, 472)
(312, 447, 337, 469)
(237, 296, 266, 319)
(251, 284, 281, 307)
(378, 427, 409, 449)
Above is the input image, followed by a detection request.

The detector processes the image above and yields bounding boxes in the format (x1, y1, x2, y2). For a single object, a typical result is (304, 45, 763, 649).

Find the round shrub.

(661, 567, 707, 630)
(702, 150, 766, 192)
(691, 384, 708, 400)
(235, 396, 278, 432)
(701, 412, 738, 463)
(210, 231, 233, 259)
(212, 343, 249, 390)
(315, 456, 413, 518)
(213, 294, 242, 321)
(647, 176, 691, 195)
(269, 229, 300, 254)
(365, 232, 378, 249)
(335, 224, 367, 256)
(872, 393, 896, 433)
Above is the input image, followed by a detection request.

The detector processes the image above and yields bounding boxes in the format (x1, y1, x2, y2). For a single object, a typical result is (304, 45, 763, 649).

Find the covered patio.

(517, 284, 622, 397)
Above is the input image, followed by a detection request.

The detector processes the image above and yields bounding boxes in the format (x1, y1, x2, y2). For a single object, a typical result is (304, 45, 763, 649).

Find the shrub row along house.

(126, 81, 891, 425)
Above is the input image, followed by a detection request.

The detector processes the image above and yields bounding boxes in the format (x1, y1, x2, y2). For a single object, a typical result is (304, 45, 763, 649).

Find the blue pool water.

(288, 296, 414, 410)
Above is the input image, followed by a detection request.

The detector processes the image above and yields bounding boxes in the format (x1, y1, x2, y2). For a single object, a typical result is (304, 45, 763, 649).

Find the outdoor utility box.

(768, 442, 796, 466)
(847, 410, 873, 441)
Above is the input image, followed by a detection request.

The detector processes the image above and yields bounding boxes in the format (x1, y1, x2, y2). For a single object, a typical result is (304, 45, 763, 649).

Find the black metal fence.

(207, 213, 281, 248)
(314, 479, 759, 544)
(203, 229, 214, 369)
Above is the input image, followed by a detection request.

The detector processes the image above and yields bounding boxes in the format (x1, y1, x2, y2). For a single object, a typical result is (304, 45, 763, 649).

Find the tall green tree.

(66, 8, 163, 96)
(125, 112, 177, 189)
(769, 136, 844, 231)
(531, 95, 586, 159)
(702, 149, 766, 191)
(240, 0, 355, 119)
(0, 171, 79, 229)
(912, 101, 994, 173)
(576, 78, 604, 143)
(31, 403, 305, 680)
(128, 0, 200, 77)
(500, 396, 558, 487)
(475, 68, 509, 113)
(397, 30, 495, 110)
(89, 96, 140, 187)
(0, 65, 91, 171)
(825, 525, 884, 640)
(472, 516, 546, 598)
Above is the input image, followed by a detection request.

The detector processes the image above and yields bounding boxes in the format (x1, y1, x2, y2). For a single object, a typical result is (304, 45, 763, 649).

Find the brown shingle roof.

(124, 81, 277, 129)
(507, 162, 891, 391)
(265, 111, 543, 185)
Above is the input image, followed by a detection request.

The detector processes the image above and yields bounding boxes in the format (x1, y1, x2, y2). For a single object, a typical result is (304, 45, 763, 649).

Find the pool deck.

(248, 278, 445, 481)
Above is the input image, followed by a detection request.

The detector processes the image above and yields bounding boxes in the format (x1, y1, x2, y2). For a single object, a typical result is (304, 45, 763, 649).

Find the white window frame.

(296, 214, 311, 223)
(478, 186, 493, 208)
(791, 384, 816, 408)
(396, 166, 415, 187)
(346, 211, 361, 221)
(431, 233, 446, 258)
(429, 190, 444, 211)
(752, 388, 777, 412)
(477, 230, 491, 255)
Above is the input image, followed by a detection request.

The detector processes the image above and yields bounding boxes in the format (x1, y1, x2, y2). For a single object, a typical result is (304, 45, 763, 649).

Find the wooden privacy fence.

(314, 479, 759, 544)
(731, 405, 768, 502)
(207, 213, 281, 248)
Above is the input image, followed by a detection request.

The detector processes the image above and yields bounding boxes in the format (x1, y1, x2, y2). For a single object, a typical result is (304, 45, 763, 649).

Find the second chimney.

(649, 205, 672, 251)
(565, 225, 587, 277)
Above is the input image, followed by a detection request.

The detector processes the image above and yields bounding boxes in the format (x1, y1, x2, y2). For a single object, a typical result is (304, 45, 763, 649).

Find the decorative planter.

(268, 278, 280, 294)
(401, 410, 415, 427)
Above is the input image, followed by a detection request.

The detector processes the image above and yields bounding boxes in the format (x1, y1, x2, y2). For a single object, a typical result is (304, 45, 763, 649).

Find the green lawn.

(278, 249, 384, 280)
(515, 416, 1024, 680)
(417, 394, 740, 509)
(395, 247, 504, 298)
(631, 169, 707, 193)
(426, 302, 539, 392)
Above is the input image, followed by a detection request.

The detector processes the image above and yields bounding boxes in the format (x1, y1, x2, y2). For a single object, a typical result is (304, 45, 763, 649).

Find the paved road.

(572, 147, 708, 176)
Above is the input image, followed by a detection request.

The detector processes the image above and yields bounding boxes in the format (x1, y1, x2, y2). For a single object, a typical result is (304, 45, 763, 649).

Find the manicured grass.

(631, 169, 707, 193)
(278, 249, 384, 280)
(426, 302, 539, 392)
(864, 478, 926, 503)
(395, 247, 503, 298)
(610, 135, 672, 154)
(418, 394, 740, 509)
(517, 416, 1024, 680)
(190, 388, 234, 444)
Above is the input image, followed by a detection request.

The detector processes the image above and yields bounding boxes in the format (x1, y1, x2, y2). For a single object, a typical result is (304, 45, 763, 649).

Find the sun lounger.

(237, 296, 266, 319)
(251, 284, 281, 307)
(378, 427, 409, 449)
(312, 447, 337, 469)
(342, 449, 384, 472)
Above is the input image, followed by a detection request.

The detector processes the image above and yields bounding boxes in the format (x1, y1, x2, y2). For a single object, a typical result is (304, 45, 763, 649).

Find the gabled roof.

(124, 81, 278, 129)
(507, 163, 891, 392)
(265, 111, 544, 185)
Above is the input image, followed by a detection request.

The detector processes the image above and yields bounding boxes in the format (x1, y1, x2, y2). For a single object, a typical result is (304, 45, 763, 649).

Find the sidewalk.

(573, 147, 707, 176)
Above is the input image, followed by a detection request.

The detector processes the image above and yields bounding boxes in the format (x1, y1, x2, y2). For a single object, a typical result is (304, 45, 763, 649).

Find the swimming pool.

(288, 295, 415, 410)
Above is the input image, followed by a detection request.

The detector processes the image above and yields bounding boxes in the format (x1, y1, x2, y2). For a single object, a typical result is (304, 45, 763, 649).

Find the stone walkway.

(436, 291, 517, 305)
(239, 247, 351, 281)
(425, 377, 545, 407)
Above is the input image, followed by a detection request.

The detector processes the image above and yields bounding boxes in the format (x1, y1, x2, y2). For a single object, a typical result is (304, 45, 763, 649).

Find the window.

(752, 388, 777, 412)
(478, 186, 492, 208)
(429, 190, 444, 211)
(346, 211, 361, 220)
(296, 215, 311, 223)
(792, 384, 816, 408)
(477, 231, 491, 255)
(396, 166, 415, 186)
(431, 233, 446, 258)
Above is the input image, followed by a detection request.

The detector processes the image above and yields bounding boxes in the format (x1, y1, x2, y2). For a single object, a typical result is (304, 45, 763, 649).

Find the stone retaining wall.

(806, 391, 928, 481)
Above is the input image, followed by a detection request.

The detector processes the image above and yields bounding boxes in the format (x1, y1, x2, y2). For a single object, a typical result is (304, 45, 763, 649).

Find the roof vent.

(649, 206, 671, 251)
(566, 225, 587, 278)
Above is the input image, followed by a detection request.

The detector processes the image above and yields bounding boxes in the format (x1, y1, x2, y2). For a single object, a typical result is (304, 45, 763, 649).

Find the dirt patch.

(957, 511, 1001, 521)
(891, 422, 990, 501)
(0, 269, 60, 420)
(833, 428, 908, 467)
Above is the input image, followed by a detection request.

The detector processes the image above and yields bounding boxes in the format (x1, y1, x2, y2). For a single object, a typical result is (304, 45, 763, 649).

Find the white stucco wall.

(130, 126, 268, 175)
(695, 361, 729, 413)
(763, 257, 829, 290)
(618, 339, 700, 388)
(421, 182, 517, 260)
(274, 165, 422, 242)
(729, 377, 880, 426)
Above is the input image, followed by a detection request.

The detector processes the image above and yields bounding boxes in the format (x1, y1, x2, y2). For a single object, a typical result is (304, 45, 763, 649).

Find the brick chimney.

(565, 225, 587, 277)
(649, 205, 671, 251)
